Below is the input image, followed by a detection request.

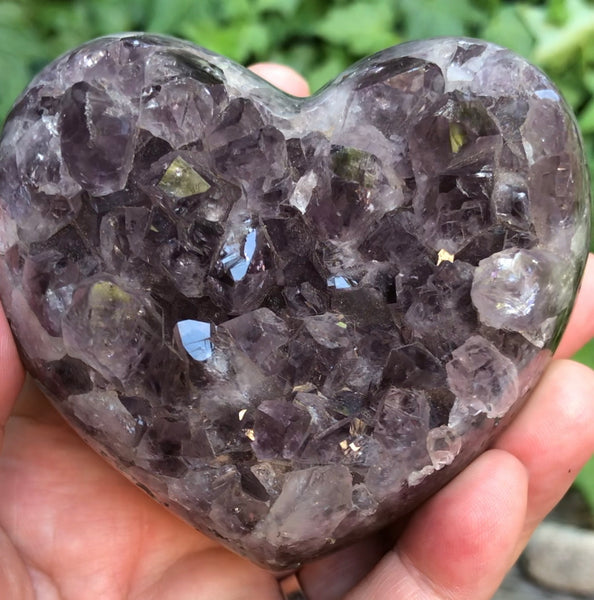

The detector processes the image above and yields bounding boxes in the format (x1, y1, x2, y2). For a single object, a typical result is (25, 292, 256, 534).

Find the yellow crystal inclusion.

(158, 156, 211, 198)
(437, 249, 455, 265)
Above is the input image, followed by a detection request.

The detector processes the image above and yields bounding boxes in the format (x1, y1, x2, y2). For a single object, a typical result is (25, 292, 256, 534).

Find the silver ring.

(279, 572, 307, 600)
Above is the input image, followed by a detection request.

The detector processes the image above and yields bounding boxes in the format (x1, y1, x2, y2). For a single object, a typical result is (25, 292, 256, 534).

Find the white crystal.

(447, 335, 519, 430)
(256, 465, 352, 548)
(427, 425, 462, 469)
(471, 248, 572, 347)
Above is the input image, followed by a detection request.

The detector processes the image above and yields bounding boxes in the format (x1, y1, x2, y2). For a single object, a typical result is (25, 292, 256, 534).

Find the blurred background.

(0, 0, 593, 595)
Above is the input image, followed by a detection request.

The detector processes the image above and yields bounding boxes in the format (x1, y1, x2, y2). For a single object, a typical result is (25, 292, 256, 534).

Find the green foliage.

(0, 0, 592, 114)
(576, 453, 594, 514)
(398, 0, 486, 39)
(481, 6, 534, 57)
(0, 0, 593, 508)
(315, 1, 400, 56)
(573, 350, 594, 507)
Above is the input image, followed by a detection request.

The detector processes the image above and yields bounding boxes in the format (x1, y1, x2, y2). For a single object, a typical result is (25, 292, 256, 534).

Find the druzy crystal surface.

(0, 34, 589, 569)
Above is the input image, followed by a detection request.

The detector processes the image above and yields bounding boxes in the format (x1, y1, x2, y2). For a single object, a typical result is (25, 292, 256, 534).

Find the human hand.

(1, 65, 593, 600)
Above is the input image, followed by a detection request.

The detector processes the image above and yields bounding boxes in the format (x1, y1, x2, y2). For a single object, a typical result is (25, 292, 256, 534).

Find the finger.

(0, 304, 25, 440)
(298, 534, 389, 600)
(346, 450, 528, 600)
(11, 375, 62, 423)
(555, 253, 594, 359)
(493, 358, 594, 551)
(248, 63, 310, 97)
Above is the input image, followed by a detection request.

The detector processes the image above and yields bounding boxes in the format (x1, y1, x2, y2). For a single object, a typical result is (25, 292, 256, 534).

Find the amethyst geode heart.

(0, 34, 590, 569)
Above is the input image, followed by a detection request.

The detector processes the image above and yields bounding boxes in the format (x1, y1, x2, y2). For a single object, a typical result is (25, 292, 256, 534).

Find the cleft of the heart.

(0, 34, 589, 570)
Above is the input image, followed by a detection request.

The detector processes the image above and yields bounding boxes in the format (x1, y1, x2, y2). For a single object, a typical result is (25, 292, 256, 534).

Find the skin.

(1, 65, 594, 600)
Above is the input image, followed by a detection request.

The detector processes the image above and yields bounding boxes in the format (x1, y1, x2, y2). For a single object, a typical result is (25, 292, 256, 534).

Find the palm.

(1, 382, 285, 599)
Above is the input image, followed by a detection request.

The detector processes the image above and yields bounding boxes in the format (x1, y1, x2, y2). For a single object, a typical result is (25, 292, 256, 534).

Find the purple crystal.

(0, 34, 589, 570)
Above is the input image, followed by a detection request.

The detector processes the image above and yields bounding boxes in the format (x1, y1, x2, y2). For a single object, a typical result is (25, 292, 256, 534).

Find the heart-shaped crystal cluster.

(0, 34, 589, 569)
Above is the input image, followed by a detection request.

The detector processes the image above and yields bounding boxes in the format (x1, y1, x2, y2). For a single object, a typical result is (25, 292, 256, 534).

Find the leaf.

(315, 2, 399, 56)
(147, 0, 199, 33)
(29, 2, 95, 58)
(308, 49, 351, 93)
(215, 0, 252, 21)
(552, 70, 589, 111)
(0, 1, 25, 25)
(399, 0, 486, 39)
(84, 0, 136, 35)
(578, 97, 594, 133)
(520, 0, 594, 69)
(470, 0, 500, 15)
(581, 68, 594, 95)
(0, 3, 44, 60)
(573, 337, 594, 370)
(481, 6, 534, 57)
(547, 0, 569, 26)
(182, 20, 271, 63)
(255, 0, 302, 17)
(0, 56, 31, 126)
